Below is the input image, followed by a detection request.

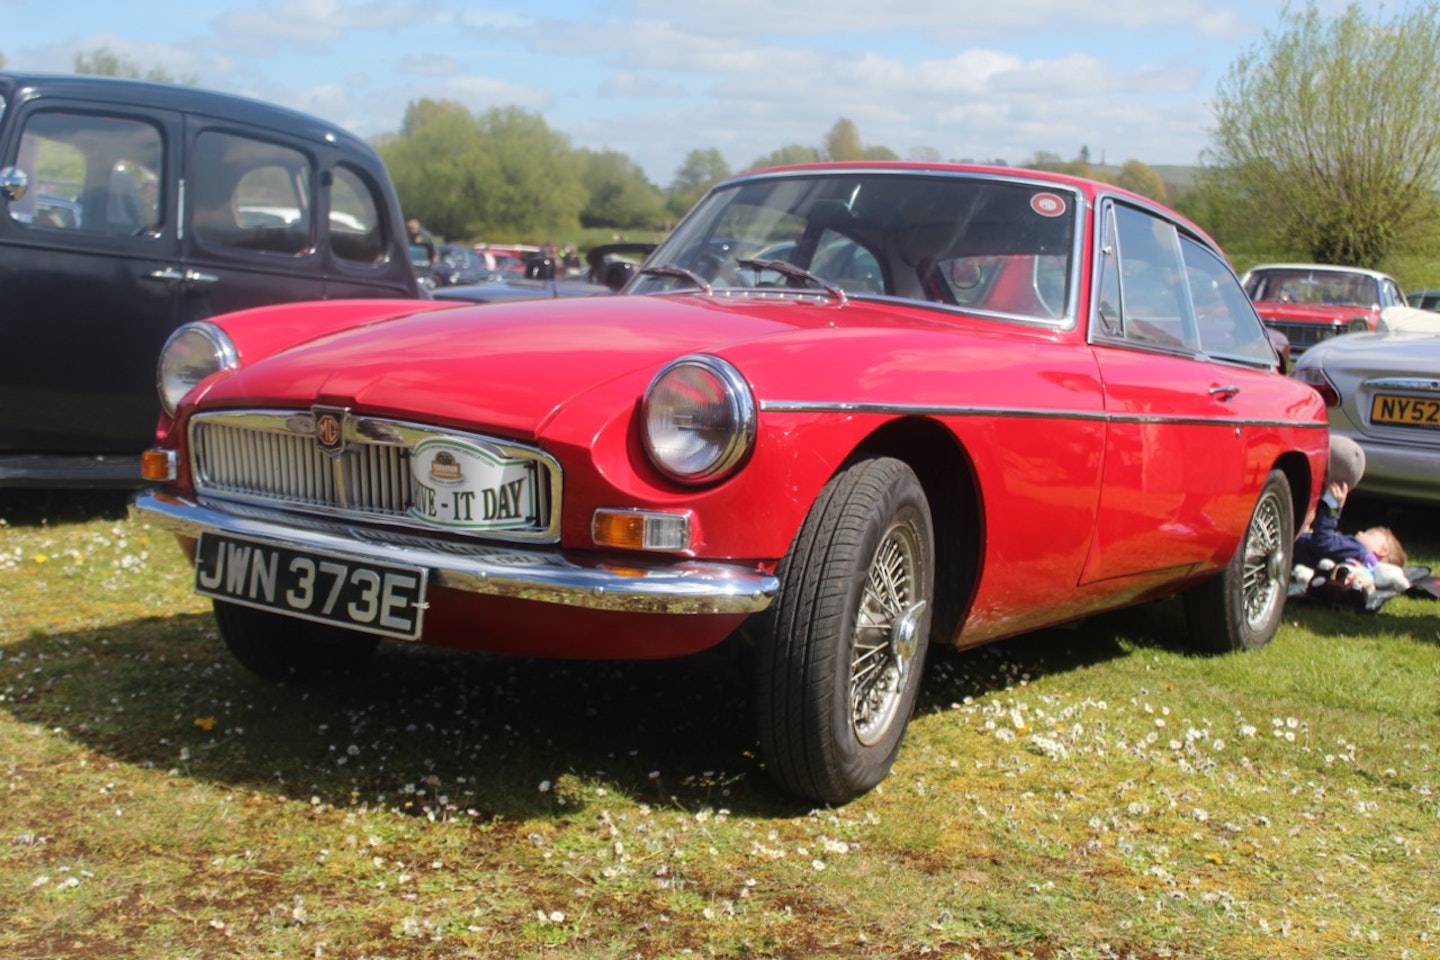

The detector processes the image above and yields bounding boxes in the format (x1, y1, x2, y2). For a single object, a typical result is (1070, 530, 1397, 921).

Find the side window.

(329, 164, 385, 264)
(8, 111, 162, 235)
(1095, 205, 1123, 336)
(1110, 203, 1197, 351)
(1183, 238, 1276, 364)
(192, 131, 311, 256)
(1382, 278, 1403, 308)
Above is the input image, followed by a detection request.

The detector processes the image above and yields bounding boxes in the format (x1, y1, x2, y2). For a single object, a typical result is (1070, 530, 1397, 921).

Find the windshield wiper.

(639, 263, 712, 294)
(737, 258, 847, 305)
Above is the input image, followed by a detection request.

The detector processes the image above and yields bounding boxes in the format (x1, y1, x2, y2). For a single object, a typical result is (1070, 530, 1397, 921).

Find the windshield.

(632, 171, 1079, 323)
(1245, 268, 1379, 308)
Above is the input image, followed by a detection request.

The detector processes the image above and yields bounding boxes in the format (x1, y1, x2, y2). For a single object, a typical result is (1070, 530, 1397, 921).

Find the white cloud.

(599, 72, 688, 100)
(630, 0, 1260, 41)
(214, 0, 436, 53)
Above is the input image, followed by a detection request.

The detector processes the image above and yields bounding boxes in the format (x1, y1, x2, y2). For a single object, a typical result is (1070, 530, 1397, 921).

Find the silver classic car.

(1292, 310, 1440, 505)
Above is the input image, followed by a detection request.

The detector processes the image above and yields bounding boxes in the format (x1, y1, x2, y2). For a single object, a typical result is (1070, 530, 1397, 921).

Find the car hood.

(1253, 300, 1377, 322)
(196, 294, 959, 437)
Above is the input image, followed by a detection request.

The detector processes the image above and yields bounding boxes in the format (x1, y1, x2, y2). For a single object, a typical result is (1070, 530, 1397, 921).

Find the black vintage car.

(0, 72, 421, 486)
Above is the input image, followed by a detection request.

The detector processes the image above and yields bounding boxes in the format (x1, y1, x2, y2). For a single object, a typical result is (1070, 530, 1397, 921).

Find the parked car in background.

(410, 244, 436, 288)
(132, 163, 1327, 804)
(0, 71, 419, 486)
(1406, 289, 1440, 311)
(432, 244, 499, 287)
(1241, 263, 1404, 357)
(432, 243, 654, 304)
(1293, 310, 1440, 506)
(474, 243, 539, 275)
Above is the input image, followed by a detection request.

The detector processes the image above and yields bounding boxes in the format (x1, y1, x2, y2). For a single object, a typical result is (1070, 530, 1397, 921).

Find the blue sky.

(0, 0, 1374, 186)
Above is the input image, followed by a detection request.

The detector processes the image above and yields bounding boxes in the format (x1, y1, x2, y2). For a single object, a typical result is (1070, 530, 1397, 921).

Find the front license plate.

(195, 533, 427, 640)
(1369, 394, 1440, 430)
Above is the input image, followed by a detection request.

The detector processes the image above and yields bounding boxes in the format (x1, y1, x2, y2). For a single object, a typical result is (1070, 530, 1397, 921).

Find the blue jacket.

(1294, 494, 1375, 569)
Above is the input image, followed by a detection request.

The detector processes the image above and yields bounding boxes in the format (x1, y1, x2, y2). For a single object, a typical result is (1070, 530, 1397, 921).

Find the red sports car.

(132, 163, 1328, 804)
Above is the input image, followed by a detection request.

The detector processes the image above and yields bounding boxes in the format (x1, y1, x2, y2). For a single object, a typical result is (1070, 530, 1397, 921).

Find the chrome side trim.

(131, 492, 777, 616)
(758, 399, 1326, 430)
(1365, 377, 1440, 393)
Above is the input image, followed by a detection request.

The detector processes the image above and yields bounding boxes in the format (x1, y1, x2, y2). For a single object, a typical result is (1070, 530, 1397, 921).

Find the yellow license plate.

(1370, 394, 1440, 429)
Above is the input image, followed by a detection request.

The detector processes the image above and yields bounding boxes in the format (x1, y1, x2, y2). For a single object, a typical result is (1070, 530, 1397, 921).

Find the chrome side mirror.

(0, 166, 29, 202)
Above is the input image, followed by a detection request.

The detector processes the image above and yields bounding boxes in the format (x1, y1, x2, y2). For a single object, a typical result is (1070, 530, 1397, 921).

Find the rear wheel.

(755, 458, 935, 804)
(212, 601, 380, 681)
(1185, 469, 1293, 652)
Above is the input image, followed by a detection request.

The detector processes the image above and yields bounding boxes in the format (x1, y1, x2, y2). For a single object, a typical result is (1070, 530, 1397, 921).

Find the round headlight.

(157, 322, 238, 415)
(643, 355, 756, 483)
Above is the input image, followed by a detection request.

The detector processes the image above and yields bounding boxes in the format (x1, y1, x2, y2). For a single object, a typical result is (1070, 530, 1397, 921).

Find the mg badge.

(313, 406, 350, 456)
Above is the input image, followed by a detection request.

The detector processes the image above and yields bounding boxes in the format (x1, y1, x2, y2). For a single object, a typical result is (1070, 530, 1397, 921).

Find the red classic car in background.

(1242, 263, 1405, 357)
(132, 163, 1328, 804)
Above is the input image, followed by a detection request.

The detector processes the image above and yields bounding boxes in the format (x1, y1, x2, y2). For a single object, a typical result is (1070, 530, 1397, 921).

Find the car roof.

(1245, 263, 1397, 282)
(0, 71, 376, 156)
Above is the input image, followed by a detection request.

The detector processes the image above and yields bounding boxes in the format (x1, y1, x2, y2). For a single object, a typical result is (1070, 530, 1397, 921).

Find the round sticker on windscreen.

(1031, 193, 1066, 217)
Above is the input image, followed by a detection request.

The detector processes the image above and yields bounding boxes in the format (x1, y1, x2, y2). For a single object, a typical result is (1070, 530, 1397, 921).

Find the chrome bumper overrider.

(131, 492, 778, 616)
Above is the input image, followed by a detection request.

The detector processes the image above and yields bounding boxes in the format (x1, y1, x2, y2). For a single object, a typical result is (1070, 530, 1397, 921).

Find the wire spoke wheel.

(1185, 468, 1294, 653)
(755, 457, 935, 803)
(1241, 485, 1287, 629)
(850, 519, 925, 746)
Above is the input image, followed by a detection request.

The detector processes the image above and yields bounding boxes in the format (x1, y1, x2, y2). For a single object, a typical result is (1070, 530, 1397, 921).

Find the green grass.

(2, 490, 1438, 959)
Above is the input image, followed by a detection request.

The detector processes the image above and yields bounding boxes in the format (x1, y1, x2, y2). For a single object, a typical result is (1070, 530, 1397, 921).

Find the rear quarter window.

(192, 130, 312, 256)
(329, 163, 386, 264)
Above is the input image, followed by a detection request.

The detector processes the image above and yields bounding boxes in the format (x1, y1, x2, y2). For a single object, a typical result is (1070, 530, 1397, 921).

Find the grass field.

(1, 490, 1437, 959)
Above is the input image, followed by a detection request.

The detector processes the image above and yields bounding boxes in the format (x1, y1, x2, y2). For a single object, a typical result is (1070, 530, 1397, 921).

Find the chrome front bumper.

(131, 491, 778, 616)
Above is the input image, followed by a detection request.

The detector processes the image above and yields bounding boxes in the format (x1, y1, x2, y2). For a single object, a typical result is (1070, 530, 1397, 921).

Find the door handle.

(184, 269, 219, 284)
(1209, 384, 1240, 401)
(147, 266, 185, 281)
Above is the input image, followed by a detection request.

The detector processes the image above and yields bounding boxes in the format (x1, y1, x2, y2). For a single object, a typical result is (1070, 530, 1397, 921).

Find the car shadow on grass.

(0, 489, 134, 527)
(1, 601, 1171, 820)
(1, 611, 796, 817)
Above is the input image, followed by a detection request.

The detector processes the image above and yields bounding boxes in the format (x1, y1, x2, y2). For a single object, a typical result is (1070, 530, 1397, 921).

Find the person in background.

(407, 218, 437, 265)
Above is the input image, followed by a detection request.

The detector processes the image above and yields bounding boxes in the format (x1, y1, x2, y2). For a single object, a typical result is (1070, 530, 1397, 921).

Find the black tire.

(754, 458, 935, 804)
(212, 601, 380, 681)
(1184, 468, 1294, 652)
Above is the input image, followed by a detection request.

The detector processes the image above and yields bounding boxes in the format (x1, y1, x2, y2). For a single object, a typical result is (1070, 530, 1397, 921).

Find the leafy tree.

(1173, 170, 1289, 257)
(379, 99, 586, 241)
(1116, 159, 1168, 203)
(74, 46, 196, 85)
(578, 148, 664, 230)
(380, 100, 497, 241)
(749, 144, 821, 170)
(482, 106, 587, 239)
(1208, 1, 1440, 266)
(667, 148, 731, 218)
(822, 118, 864, 161)
(1026, 149, 1109, 182)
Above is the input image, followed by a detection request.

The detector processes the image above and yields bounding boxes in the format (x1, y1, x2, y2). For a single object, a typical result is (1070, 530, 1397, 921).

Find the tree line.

(8, 1, 1440, 271)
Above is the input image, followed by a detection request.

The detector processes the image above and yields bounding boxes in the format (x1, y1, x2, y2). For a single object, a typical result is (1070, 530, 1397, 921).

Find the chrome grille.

(188, 410, 561, 542)
(1262, 320, 1345, 353)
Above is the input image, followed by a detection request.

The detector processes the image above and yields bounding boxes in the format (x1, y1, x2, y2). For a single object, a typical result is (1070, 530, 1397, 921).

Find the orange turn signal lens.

(141, 449, 177, 482)
(592, 509, 691, 552)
